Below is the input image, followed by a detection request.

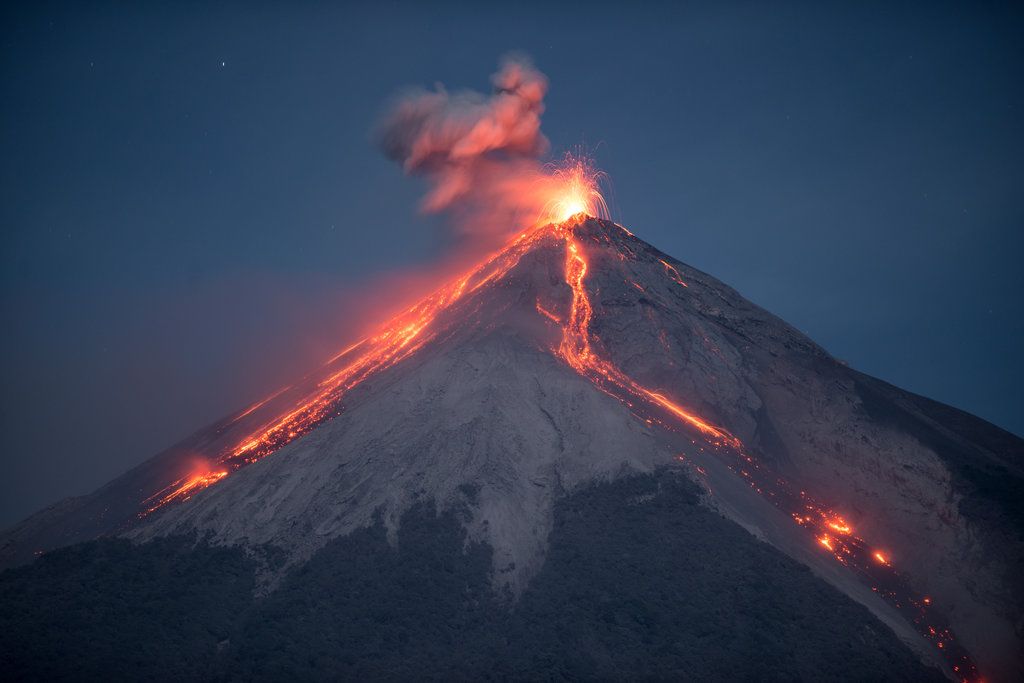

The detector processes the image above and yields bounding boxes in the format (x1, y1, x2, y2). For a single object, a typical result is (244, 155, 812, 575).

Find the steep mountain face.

(572, 223, 1024, 679)
(1, 217, 1021, 680)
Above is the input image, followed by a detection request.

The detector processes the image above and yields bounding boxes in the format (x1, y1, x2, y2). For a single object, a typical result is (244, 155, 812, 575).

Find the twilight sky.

(2, 1, 1022, 526)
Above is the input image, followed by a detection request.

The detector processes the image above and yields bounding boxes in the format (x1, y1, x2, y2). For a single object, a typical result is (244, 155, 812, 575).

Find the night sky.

(2, 2, 1021, 526)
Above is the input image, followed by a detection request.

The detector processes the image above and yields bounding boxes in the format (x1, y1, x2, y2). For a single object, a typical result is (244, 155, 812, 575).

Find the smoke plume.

(377, 56, 562, 237)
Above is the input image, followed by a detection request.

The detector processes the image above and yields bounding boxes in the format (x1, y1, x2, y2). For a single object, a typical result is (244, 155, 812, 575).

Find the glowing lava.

(140, 227, 554, 515)
(541, 156, 609, 224)
(543, 218, 980, 681)
(142, 468, 227, 514)
(142, 156, 614, 518)
(554, 227, 742, 450)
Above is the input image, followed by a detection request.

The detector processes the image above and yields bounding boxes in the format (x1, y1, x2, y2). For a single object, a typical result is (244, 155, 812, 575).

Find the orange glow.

(143, 468, 227, 514)
(138, 227, 555, 517)
(541, 155, 609, 224)
(642, 389, 742, 448)
(825, 516, 852, 534)
(554, 232, 743, 450)
(141, 157, 729, 516)
(225, 227, 549, 466)
(207, 158, 602, 479)
(326, 338, 369, 365)
(539, 216, 978, 679)
(535, 302, 561, 324)
(141, 159, 609, 515)
(658, 259, 689, 287)
(228, 385, 291, 425)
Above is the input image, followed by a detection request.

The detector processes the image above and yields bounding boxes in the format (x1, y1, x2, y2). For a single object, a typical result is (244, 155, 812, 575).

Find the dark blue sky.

(2, 1, 1021, 526)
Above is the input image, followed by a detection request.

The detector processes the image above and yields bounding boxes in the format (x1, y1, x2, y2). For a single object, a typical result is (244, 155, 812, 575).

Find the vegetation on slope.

(0, 469, 942, 681)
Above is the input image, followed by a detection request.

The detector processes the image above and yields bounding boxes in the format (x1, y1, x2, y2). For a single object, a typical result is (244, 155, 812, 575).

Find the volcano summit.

(1, 214, 1021, 681)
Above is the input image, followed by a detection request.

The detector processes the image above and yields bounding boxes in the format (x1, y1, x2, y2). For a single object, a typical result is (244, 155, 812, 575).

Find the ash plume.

(376, 56, 558, 237)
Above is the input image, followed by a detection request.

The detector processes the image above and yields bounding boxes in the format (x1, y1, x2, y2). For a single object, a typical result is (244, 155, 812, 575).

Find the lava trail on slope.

(543, 217, 979, 682)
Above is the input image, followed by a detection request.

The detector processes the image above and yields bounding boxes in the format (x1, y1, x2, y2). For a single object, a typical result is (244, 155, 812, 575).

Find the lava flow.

(142, 468, 227, 515)
(139, 161, 605, 519)
(141, 226, 552, 517)
(555, 230, 741, 449)
(540, 204, 979, 680)
(139, 155, 979, 680)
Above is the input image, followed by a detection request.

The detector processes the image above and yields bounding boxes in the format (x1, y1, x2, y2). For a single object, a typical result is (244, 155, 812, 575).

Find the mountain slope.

(1, 217, 1020, 680)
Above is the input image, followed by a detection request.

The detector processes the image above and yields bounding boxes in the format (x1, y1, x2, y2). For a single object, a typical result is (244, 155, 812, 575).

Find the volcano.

(1, 216, 1021, 681)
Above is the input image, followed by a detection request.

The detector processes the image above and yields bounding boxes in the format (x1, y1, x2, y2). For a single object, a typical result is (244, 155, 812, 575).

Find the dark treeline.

(0, 470, 942, 681)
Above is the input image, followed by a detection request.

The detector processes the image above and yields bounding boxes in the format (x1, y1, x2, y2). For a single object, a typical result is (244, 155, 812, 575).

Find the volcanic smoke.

(376, 56, 607, 236)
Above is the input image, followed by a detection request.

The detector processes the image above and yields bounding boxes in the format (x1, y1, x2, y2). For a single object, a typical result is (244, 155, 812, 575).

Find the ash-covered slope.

(573, 221, 1024, 679)
(2, 217, 1021, 680)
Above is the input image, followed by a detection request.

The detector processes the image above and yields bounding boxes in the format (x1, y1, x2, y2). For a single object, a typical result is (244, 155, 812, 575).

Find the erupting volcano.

(4, 66, 1022, 683)
(137, 154, 985, 675)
